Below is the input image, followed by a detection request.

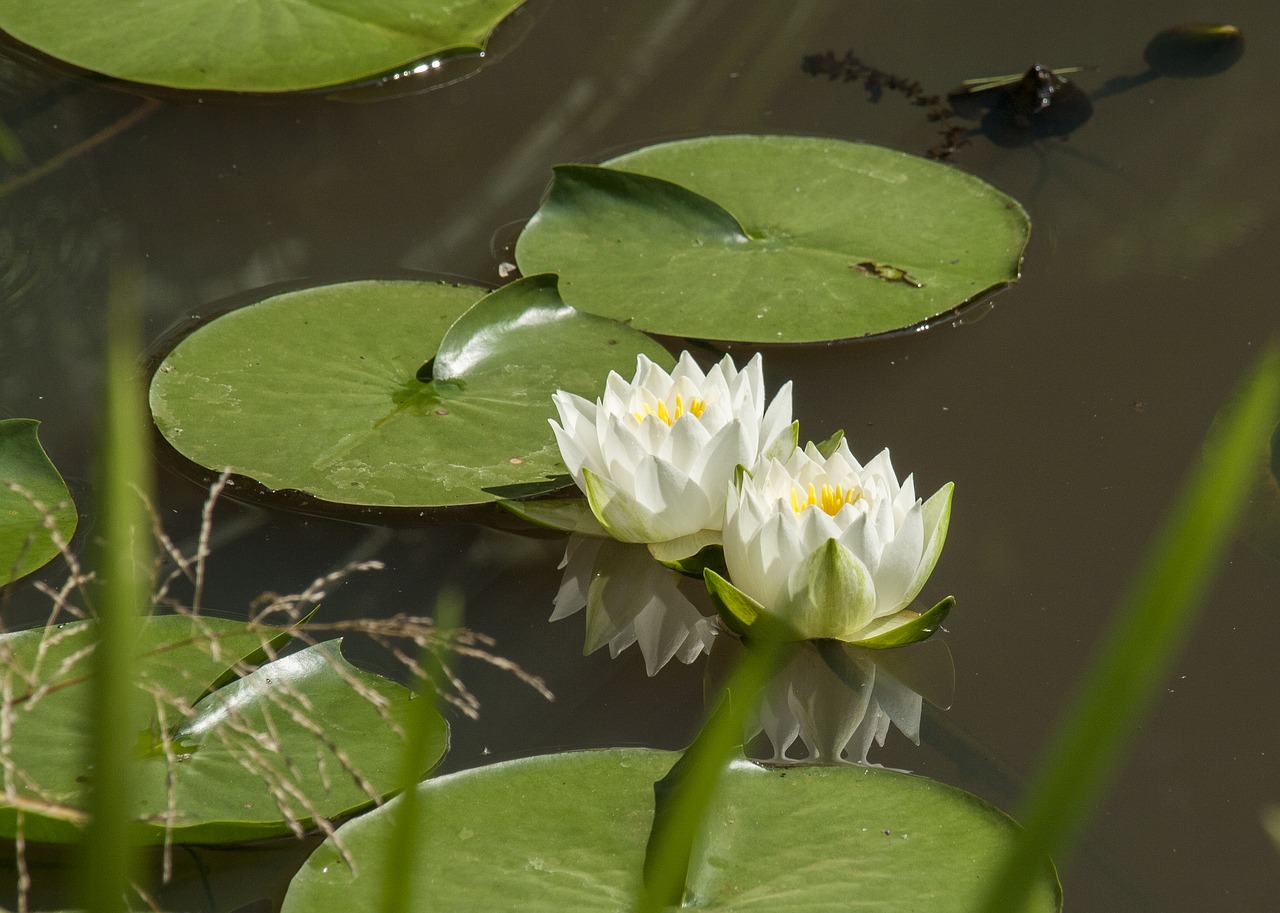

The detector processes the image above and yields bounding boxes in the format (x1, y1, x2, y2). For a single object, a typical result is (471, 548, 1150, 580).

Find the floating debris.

(1143, 23, 1244, 78)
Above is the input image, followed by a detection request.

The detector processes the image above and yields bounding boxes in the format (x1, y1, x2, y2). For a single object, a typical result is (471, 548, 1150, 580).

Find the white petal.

(550, 420, 591, 489)
(602, 368, 636, 413)
(582, 468, 675, 543)
(796, 503, 842, 552)
(873, 500, 924, 614)
(666, 409, 712, 468)
(898, 482, 954, 609)
(631, 455, 712, 536)
(670, 350, 706, 385)
(759, 380, 793, 453)
(690, 420, 751, 511)
(836, 511, 873, 566)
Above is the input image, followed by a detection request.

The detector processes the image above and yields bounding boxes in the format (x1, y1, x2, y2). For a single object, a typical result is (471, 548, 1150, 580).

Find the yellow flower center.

(790, 482, 862, 517)
(633, 395, 706, 426)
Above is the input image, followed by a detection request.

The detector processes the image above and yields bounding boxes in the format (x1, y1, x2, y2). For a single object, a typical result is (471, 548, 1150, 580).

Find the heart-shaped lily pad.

(281, 748, 1060, 912)
(148, 274, 672, 509)
(1, 418, 77, 584)
(0, 616, 446, 844)
(514, 135, 1031, 343)
(0, 0, 527, 92)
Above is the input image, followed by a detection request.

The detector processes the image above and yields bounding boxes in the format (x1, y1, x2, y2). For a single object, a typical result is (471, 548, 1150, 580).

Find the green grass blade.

(378, 591, 463, 913)
(975, 349, 1280, 913)
(77, 268, 152, 913)
(633, 622, 787, 913)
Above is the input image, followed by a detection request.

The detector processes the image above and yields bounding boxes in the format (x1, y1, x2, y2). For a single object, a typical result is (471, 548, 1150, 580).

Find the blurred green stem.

(634, 628, 785, 912)
(78, 268, 151, 913)
(378, 590, 463, 913)
(975, 349, 1280, 913)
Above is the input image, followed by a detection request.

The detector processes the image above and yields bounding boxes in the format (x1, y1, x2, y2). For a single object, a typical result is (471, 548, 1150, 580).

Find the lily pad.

(0, 0, 527, 92)
(0, 615, 446, 843)
(514, 136, 1030, 343)
(149, 275, 672, 509)
(281, 748, 1060, 912)
(0, 418, 77, 584)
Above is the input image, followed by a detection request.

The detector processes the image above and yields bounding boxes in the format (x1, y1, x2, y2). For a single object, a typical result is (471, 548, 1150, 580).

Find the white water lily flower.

(719, 439, 952, 642)
(550, 352, 794, 560)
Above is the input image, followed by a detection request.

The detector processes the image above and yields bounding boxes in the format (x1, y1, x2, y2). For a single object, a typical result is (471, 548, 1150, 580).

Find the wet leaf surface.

(282, 747, 1060, 912)
(0, 419, 77, 584)
(515, 136, 1030, 343)
(0, 0, 528, 92)
(149, 275, 672, 509)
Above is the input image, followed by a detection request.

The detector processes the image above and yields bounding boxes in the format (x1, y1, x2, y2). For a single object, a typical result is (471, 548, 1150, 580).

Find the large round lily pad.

(0, 615, 447, 844)
(0, 418, 77, 584)
(0, 0, 527, 92)
(514, 136, 1031, 343)
(281, 748, 1061, 912)
(149, 275, 672, 509)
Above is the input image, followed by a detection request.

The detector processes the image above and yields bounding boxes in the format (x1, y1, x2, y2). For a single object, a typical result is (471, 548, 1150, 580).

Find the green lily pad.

(514, 136, 1031, 343)
(0, 615, 446, 844)
(0, 418, 77, 584)
(149, 275, 672, 509)
(281, 748, 1060, 912)
(498, 496, 609, 536)
(0, 0, 527, 92)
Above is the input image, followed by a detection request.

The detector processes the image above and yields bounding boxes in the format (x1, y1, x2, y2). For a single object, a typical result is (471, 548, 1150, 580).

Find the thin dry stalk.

(3, 476, 555, 904)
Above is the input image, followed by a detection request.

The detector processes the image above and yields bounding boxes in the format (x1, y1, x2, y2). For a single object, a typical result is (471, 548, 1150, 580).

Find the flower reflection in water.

(552, 532, 951, 768)
(551, 534, 718, 676)
(745, 641, 932, 766)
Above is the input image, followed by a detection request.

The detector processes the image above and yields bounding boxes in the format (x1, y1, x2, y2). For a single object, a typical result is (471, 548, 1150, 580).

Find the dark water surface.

(3, 0, 1279, 910)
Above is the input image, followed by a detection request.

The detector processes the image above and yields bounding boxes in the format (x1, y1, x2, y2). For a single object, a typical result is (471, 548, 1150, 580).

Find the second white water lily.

(714, 438, 953, 644)
(550, 351, 794, 560)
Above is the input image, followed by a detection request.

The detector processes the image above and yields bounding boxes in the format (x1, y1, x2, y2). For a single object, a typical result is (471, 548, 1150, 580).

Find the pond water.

(2, 0, 1279, 910)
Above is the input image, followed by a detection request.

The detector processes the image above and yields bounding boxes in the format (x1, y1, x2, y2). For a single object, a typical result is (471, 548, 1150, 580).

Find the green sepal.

(849, 596, 955, 649)
(703, 568, 800, 642)
(703, 567, 763, 636)
(497, 496, 609, 537)
(581, 467, 648, 542)
(814, 429, 846, 459)
(651, 541, 727, 578)
(783, 538, 876, 640)
(762, 420, 800, 463)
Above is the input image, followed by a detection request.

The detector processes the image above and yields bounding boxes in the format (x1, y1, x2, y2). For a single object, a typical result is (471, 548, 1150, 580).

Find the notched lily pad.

(0, 418, 77, 584)
(514, 135, 1030, 343)
(0, 0, 530, 92)
(281, 748, 1060, 912)
(148, 275, 672, 510)
(0, 615, 446, 844)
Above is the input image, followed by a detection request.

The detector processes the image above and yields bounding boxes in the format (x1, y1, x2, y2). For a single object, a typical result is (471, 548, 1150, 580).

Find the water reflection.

(551, 532, 953, 767)
(551, 535, 717, 676)
(711, 637, 953, 768)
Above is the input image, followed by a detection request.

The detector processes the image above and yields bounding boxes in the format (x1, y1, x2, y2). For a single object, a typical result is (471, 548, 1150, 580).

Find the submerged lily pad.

(149, 275, 671, 509)
(0, 418, 77, 584)
(0, 0, 527, 92)
(514, 136, 1030, 343)
(0, 616, 446, 844)
(282, 748, 1059, 912)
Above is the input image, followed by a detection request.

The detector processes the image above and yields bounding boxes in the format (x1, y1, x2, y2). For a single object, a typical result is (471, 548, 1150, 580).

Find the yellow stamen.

(633, 395, 706, 426)
(790, 482, 862, 516)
